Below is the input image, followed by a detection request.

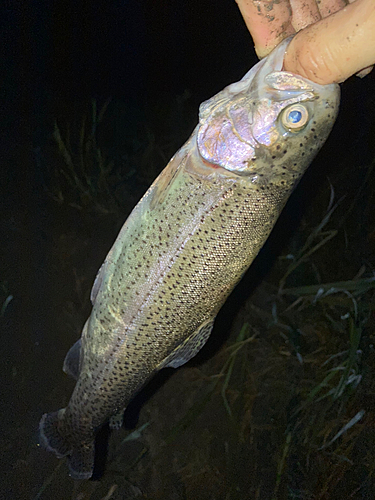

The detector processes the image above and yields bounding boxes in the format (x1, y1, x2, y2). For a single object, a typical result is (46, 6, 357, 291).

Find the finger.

(290, 0, 321, 31)
(317, 0, 347, 18)
(235, 0, 295, 58)
(289, 0, 347, 33)
(284, 0, 375, 84)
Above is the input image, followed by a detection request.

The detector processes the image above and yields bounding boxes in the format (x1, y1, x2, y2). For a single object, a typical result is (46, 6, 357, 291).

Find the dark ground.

(1, 1, 375, 499)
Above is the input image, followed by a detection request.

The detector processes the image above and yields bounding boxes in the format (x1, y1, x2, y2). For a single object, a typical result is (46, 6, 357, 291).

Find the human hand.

(235, 0, 375, 84)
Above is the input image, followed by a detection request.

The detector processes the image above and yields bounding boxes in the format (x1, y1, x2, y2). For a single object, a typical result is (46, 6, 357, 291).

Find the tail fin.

(39, 410, 71, 458)
(39, 410, 95, 479)
(67, 441, 95, 480)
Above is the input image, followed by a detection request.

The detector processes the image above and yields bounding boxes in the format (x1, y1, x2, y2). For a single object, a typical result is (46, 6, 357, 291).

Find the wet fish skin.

(39, 37, 340, 479)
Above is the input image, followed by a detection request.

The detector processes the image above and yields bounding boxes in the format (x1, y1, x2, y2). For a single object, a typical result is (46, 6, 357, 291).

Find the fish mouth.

(264, 72, 315, 99)
(249, 37, 317, 102)
(255, 36, 340, 102)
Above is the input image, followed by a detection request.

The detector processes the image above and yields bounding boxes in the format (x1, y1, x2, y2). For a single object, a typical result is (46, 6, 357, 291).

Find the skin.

(235, 0, 375, 84)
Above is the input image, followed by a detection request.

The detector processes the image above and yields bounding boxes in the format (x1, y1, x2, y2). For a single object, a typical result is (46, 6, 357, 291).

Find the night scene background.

(2, 1, 375, 499)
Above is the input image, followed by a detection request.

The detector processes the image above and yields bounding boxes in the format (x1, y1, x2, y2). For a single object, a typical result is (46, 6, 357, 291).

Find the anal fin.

(160, 318, 215, 369)
(63, 339, 81, 380)
(63, 320, 89, 380)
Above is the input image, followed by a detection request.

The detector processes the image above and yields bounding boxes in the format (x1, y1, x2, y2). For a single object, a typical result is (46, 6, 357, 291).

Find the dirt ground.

(2, 77, 375, 499)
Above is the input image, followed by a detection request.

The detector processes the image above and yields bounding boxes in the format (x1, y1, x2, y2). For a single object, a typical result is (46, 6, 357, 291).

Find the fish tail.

(39, 409, 72, 458)
(67, 441, 95, 480)
(39, 409, 95, 479)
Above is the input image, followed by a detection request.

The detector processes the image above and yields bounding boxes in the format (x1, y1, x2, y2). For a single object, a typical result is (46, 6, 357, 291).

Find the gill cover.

(196, 37, 334, 174)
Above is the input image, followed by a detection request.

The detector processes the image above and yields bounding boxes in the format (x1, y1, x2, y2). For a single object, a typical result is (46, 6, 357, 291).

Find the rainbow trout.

(39, 38, 340, 479)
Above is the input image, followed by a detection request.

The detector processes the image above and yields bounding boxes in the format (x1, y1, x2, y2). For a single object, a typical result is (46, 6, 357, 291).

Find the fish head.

(197, 37, 340, 182)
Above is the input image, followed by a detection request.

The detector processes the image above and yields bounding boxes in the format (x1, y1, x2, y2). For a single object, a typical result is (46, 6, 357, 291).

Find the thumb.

(284, 0, 375, 84)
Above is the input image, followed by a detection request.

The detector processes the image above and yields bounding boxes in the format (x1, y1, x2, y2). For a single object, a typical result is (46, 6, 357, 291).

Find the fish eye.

(281, 104, 309, 131)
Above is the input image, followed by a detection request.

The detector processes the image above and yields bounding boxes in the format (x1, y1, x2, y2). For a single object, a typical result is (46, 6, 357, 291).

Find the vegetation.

(32, 99, 375, 500)
(44, 94, 195, 216)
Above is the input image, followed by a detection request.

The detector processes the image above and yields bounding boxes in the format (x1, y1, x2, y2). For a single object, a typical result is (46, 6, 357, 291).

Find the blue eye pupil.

(289, 110, 302, 123)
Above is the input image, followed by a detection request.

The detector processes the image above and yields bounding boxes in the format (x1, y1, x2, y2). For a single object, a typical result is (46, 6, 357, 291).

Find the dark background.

(1, 1, 375, 498)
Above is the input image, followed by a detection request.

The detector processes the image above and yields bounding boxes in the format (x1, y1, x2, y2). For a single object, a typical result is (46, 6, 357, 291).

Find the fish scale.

(39, 37, 340, 479)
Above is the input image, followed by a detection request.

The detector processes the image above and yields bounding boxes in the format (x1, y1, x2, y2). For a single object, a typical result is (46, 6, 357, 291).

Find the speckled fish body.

(39, 37, 340, 479)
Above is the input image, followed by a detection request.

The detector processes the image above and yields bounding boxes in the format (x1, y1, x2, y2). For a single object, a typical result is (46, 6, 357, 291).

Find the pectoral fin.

(63, 321, 90, 379)
(148, 139, 191, 210)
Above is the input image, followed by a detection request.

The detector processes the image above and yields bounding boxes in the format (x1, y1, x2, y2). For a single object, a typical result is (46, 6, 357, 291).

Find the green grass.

(34, 97, 375, 499)
(48, 99, 122, 214)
